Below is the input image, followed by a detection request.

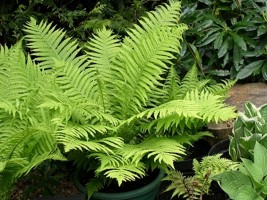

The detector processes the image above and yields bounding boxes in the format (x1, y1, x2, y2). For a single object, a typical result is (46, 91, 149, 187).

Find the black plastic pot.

(174, 139, 211, 175)
(208, 138, 230, 157)
(74, 169, 165, 200)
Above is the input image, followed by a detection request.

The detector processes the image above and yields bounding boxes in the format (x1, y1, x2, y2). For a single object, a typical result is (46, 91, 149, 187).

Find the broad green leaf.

(254, 142, 267, 176)
(199, 0, 212, 5)
(207, 69, 230, 76)
(241, 158, 263, 183)
(218, 38, 230, 58)
(235, 185, 263, 200)
(215, 171, 252, 199)
(198, 32, 220, 47)
(257, 25, 267, 36)
(237, 60, 265, 79)
(214, 32, 224, 49)
(233, 44, 242, 70)
(262, 177, 267, 194)
(229, 32, 247, 51)
(259, 104, 267, 121)
(262, 62, 267, 80)
(194, 20, 212, 31)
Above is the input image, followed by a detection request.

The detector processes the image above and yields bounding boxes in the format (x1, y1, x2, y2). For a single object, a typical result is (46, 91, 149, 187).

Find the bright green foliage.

(0, 41, 66, 199)
(213, 143, 267, 200)
(164, 154, 238, 200)
(0, 1, 237, 199)
(229, 102, 267, 162)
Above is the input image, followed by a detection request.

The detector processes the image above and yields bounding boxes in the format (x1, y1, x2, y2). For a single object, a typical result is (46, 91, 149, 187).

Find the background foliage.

(178, 0, 267, 81)
(0, 0, 165, 45)
(1, 0, 266, 81)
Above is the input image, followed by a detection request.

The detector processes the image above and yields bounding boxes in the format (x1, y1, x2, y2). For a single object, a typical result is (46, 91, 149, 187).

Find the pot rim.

(73, 168, 165, 198)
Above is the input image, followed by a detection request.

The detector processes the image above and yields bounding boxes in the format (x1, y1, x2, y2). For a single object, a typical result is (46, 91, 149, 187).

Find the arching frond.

(85, 28, 120, 110)
(56, 124, 124, 153)
(0, 41, 28, 104)
(177, 64, 200, 99)
(204, 79, 236, 97)
(24, 18, 84, 71)
(184, 90, 237, 123)
(149, 66, 180, 106)
(132, 90, 236, 133)
(91, 153, 146, 186)
(119, 136, 185, 168)
(111, 1, 188, 116)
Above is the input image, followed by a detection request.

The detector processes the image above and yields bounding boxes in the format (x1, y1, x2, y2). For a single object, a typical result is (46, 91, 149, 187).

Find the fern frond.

(193, 154, 239, 183)
(130, 99, 202, 133)
(132, 90, 236, 133)
(184, 90, 237, 123)
(85, 28, 120, 110)
(24, 18, 99, 106)
(57, 124, 124, 153)
(91, 152, 146, 186)
(24, 18, 84, 71)
(39, 93, 120, 125)
(86, 178, 104, 199)
(0, 41, 29, 104)
(15, 149, 66, 178)
(204, 79, 236, 97)
(177, 64, 200, 99)
(149, 66, 180, 106)
(163, 171, 202, 199)
(119, 136, 185, 168)
(172, 131, 213, 145)
(111, 1, 188, 116)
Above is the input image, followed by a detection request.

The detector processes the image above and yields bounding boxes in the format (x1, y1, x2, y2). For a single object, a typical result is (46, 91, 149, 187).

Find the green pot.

(74, 169, 165, 200)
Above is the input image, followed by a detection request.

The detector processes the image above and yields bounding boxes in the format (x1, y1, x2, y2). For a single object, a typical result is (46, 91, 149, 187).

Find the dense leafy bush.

(0, 0, 166, 45)
(178, 0, 267, 81)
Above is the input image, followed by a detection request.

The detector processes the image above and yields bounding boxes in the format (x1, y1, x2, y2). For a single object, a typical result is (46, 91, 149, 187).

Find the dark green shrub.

(178, 0, 267, 81)
(0, 0, 166, 45)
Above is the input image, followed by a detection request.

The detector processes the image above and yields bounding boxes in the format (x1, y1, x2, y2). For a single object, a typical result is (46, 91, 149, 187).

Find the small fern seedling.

(163, 154, 238, 200)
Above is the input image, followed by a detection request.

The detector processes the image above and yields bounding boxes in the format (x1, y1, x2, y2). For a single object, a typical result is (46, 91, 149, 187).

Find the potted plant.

(229, 101, 267, 161)
(212, 142, 267, 200)
(162, 154, 238, 200)
(0, 1, 237, 199)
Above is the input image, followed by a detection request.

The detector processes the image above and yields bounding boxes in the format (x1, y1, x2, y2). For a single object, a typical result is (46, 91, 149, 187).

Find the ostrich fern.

(0, 1, 237, 199)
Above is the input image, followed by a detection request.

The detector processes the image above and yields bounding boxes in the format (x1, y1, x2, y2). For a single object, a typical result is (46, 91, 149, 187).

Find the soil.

(9, 162, 80, 200)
